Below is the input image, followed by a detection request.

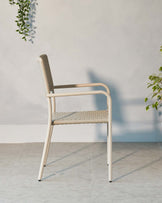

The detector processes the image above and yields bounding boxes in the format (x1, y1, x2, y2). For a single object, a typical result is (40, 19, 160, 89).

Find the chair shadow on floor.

(42, 151, 105, 181)
(41, 144, 138, 181)
(42, 143, 101, 180)
(42, 145, 161, 182)
(46, 143, 97, 167)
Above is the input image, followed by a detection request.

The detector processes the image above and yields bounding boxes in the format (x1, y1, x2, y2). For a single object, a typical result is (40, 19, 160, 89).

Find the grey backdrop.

(0, 0, 162, 142)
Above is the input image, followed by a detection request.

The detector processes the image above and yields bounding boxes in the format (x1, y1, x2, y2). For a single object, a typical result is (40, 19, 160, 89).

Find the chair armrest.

(53, 83, 110, 94)
(47, 90, 110, 98)
(47, 90, 111, 112)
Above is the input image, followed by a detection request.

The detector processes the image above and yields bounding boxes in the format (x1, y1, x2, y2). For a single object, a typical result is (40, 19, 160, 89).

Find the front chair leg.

(38, 123, 53, 181)
(43, 125, 54, 167)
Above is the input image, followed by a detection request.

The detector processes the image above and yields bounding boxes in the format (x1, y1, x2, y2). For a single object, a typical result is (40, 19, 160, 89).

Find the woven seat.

(38, 54, 112, 182)
(52, 110, 108, 125)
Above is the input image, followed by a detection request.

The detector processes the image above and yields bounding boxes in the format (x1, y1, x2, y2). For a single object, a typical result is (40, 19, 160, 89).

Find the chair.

(38, 54, 112, 182)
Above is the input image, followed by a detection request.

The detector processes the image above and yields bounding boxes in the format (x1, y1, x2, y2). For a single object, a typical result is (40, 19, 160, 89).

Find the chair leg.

(38, 123, 53, 181)
(108, 121, 112, 182)
(43, 125, 54, 167)
(107, 123, 109, 166)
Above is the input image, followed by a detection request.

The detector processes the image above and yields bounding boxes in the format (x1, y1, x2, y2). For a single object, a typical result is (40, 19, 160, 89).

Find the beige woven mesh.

(40, 54, 54, 93)
(52, 110, 108, 125)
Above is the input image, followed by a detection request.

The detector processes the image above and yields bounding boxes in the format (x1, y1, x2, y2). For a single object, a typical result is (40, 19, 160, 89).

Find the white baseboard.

(0, 124, 161, 143)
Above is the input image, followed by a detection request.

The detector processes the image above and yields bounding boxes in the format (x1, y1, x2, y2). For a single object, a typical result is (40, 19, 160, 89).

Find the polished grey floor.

(0, 143, 162, 203)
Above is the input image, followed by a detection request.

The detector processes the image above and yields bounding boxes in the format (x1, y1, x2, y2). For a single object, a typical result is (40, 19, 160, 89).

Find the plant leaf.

(145, 97, 148, 102)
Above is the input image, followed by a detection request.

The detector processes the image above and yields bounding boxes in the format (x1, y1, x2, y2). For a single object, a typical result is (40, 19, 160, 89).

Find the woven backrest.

(39, 54, 54, 93)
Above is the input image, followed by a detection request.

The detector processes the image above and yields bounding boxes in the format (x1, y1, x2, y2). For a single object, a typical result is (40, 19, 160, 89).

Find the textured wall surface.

(0, 0, 162, 142)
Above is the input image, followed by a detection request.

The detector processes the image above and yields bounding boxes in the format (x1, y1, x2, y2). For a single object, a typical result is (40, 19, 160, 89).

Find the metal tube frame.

(38, 84, 112, 182)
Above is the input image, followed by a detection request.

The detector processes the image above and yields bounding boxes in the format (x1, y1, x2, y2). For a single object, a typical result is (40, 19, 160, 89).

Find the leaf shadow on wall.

(88, 70, 162, 142)
(27, 0, 38, 43)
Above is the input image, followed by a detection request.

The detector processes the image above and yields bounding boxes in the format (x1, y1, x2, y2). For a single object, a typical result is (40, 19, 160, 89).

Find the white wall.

(0, 0, 162, 142)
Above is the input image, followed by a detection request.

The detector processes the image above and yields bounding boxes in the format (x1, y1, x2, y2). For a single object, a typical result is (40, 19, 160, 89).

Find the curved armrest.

(47, 90, 110, 98)
(53, 83, 110, 94)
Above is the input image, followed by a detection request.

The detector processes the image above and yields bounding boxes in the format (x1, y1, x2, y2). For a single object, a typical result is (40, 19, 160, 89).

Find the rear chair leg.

(107, 123, 109, 166)
(38, 123, 53, 181)
(108, 121, 112, 182)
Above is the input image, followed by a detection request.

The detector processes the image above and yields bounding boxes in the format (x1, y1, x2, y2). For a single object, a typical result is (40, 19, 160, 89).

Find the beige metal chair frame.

(38, 54, 112, 182)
